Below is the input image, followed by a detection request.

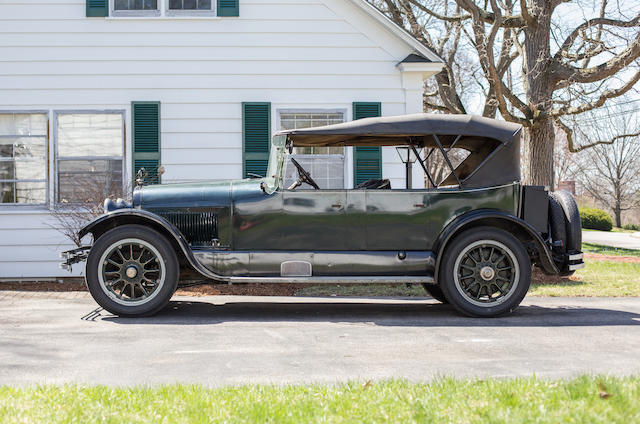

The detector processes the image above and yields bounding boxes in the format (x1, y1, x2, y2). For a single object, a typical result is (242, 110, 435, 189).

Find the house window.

(280, 111, 345, 189)
(56, 112, 124, 204)
(0, 113, 48, 205)
(112, 0, 160, 16)
(169, 0, 212, 10)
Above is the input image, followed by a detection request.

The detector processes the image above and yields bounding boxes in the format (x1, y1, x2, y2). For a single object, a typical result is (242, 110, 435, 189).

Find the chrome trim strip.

(568, 263, 586, 271)
(227, 275, 435, 284)
(568, 252, 584, 261)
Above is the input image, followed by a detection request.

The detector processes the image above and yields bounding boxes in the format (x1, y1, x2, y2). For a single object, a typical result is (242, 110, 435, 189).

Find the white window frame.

(110, 0, 215, 17)
(0, 110, 49, 208)
(277, 108, 348, 189)
(53, 110, 126, 206)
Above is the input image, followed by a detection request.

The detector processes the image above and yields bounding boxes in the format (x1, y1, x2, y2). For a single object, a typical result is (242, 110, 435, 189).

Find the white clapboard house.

(0, 0, 443, 279)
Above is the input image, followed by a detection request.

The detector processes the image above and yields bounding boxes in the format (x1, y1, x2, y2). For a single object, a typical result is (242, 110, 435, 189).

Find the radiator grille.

(157, 211, 218, 246)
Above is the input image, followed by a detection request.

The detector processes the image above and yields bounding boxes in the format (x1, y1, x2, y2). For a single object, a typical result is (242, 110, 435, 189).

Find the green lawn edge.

(1, 376, 639, 423)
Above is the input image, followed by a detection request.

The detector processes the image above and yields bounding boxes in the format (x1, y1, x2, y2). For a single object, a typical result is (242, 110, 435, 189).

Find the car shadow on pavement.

(101, 299, 640, 327)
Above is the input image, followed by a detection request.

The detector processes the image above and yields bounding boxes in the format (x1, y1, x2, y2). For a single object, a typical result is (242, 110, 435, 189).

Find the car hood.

(134, 178, 266, 210)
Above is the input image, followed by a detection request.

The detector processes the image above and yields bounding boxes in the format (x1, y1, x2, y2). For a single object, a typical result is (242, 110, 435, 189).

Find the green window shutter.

(353, 102, 381, 186)
(86, 0, 108, 17)
(242, 102, 270, 178)
(217, 0, 239, 16)
(132, 102, 161, 185)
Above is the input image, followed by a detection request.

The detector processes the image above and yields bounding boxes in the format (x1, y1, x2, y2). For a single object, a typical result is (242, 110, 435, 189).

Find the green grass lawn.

(530, 260, 640, 297)
(1, 377, 639, 423)
(582, 242, 640, 257)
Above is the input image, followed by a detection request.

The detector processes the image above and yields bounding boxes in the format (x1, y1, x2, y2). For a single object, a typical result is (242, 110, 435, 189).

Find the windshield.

(263, 135, 286, 193)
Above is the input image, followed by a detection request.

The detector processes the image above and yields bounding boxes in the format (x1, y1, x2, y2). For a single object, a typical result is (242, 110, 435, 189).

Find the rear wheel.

(85, 224, 179, 317)
(440, 227, 531, 317)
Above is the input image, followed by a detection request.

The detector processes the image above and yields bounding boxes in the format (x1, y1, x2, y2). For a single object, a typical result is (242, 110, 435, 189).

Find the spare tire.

(548, 193, 567, 253)
(549, 191, 582, 276)
(553, 190, 582, 252)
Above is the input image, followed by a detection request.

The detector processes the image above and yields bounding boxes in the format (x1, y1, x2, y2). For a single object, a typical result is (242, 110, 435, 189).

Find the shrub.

(580, 207, 613, 231)
(623, 223, 640, 231)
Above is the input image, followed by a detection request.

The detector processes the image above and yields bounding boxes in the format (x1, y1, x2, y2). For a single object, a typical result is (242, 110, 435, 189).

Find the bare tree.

(371, 0, 640, 186)
(553, 126, 576, 190)
(573, 110, 640, 227)
(51, 176, 130, 246)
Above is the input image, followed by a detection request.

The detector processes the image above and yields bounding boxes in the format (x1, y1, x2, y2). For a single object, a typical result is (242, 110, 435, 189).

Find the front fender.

(79, 209, 183, 242)
(433, 209, 559, 281)
(78, 209, 228, 282)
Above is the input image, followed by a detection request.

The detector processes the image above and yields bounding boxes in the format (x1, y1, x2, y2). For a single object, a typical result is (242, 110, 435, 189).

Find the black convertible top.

(276, 113, 522, 189)
(275, 113, 521, 148)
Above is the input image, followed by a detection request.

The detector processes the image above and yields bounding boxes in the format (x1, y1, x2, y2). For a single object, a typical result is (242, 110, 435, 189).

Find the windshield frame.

(263, 135, 286, 193)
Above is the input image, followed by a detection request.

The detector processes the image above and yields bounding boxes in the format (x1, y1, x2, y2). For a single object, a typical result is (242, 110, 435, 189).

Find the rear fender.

(433, 209, 559, 281)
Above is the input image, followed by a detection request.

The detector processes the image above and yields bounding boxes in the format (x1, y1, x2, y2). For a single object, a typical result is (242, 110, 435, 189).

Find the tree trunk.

(524, 118, 555, 186)
(614, 209, 622, 228)
(521, 0, 555, 187)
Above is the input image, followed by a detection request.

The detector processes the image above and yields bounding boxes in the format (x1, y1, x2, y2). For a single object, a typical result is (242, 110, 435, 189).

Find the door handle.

(413, 203, 425, 208)
(331, 203, 343, 209)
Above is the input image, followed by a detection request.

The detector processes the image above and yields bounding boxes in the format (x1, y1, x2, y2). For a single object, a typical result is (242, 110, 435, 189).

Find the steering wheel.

(289, 158, 320, 190)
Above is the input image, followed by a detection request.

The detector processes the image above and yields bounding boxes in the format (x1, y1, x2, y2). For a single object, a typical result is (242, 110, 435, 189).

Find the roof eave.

(396, 61, 445, 76)
(347, 0, 444, 64)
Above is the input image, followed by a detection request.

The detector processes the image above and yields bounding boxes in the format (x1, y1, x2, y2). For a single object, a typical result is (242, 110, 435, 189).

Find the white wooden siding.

(0, 0, 424, 278)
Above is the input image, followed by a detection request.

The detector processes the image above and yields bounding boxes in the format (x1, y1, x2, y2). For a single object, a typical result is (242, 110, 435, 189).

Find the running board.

(226, 275, 435, 284)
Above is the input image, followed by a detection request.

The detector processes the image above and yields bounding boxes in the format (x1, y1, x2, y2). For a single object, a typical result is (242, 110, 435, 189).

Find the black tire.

(439, 227, 531, 317)
(549, 191, 582, 276)
(422, 284, 448, 303)
(548, 193, 567, 253)
(85, 224, 179, 317)
(552, 190, 582, 252)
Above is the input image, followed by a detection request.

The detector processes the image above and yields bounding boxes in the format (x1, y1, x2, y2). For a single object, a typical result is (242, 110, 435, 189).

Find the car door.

(280, 190, 351, 250)
(363, 190, 431, 250)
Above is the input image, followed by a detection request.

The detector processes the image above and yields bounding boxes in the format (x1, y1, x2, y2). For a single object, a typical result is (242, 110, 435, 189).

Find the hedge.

(580, 207, 613, 231)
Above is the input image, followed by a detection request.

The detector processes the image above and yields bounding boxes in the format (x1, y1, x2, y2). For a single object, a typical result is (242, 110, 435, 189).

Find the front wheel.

(439, 227, 531, 317)
(85, 224, 179, 317)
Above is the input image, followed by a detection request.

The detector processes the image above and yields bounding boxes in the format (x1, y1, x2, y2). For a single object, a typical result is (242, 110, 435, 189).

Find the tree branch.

(556, 118, 640, 152)
(554, 14, 640, 61)
(551, 68, 640, 116)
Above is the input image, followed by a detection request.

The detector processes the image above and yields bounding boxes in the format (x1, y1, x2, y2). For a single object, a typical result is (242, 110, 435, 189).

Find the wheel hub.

(479, 266, 495, 281)
(125, 266, 138, 279)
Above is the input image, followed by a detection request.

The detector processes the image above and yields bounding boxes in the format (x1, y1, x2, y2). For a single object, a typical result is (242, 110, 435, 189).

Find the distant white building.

(0, 0, 443, 279)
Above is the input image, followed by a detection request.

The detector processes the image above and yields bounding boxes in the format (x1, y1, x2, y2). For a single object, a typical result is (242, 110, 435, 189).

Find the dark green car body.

(69, 114, 582, 287)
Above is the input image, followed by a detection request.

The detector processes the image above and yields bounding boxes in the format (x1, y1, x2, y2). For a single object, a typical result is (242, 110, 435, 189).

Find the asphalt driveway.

(1, 292, 639, 386)
(583, 230, 640, 249)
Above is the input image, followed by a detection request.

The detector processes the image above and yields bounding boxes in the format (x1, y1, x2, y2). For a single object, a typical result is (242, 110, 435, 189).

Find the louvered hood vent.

(157, 211, 218, 246)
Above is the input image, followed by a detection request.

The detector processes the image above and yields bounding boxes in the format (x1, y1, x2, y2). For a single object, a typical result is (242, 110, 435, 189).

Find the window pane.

(16, 181, 46, 203)
(0, 181, 13, 203)
(57, 113, 124, 203)
(58, 114, 123, 157)
(280, 111, 345, 189)
(0, 137, 46, 159)
(14, 160, 46, 180)
(57, 159, 123, 203)
(0, 113, 47, 204)
(0, 181, 46, 204)
(0, 161, 14, 179)
(169, 0, 211, 9)
(0, 113, 47, 136)
(115, 0, 157, 10)
(114, 0, 129, 10)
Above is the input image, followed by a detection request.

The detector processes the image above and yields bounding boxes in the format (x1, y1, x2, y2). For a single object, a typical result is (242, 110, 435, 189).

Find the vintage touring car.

(61, 113, 584, 317)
